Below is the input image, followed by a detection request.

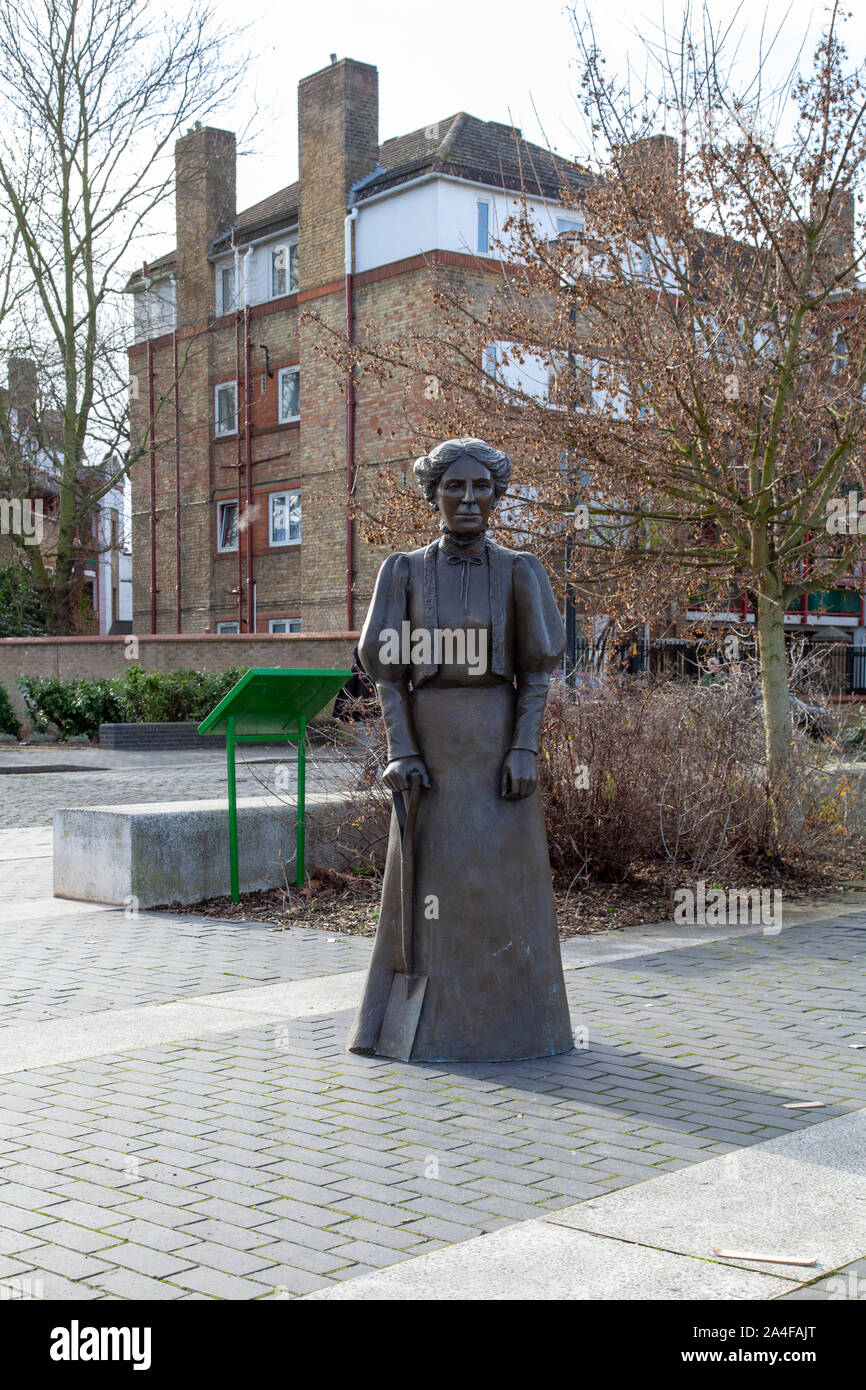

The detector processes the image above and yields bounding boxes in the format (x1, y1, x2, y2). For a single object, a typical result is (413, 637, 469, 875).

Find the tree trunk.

(756, 574, 793, 845)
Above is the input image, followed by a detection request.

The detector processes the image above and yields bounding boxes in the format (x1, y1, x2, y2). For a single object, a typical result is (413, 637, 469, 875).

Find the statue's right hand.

(383, 757, 431, 792)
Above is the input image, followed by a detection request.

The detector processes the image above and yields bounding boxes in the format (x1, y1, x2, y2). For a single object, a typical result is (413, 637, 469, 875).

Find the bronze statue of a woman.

(347, 438, 573, 1063)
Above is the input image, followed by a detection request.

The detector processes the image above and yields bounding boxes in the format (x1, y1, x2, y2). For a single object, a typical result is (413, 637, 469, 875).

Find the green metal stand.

(197, 667, 351, 905)
(224, 724, 309, 902)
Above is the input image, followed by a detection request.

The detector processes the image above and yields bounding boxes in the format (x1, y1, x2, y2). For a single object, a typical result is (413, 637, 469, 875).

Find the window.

(482, 344, 500, 380)
(217, 499, 238, 552)
(269, 618, 301, 633)
(218, 264, 236, 316)
(556, 216, 585, 236)
(278, 367, 300, 422)
(215, 382, 238, 436)
(269, 489, 301, 546)
(217, 621, 239, 634)
(477, 200, 490, 254)
(271, 244, 299, 298)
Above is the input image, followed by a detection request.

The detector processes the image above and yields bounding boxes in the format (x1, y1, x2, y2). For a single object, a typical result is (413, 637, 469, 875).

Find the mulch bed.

(160, 858, 860, 939)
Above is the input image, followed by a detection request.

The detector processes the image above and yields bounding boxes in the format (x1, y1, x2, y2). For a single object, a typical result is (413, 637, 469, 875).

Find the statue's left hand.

(501, 748, 537, 800)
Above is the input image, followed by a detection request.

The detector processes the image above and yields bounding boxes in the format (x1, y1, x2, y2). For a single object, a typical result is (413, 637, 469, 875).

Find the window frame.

(477, 199, 490, 254)
(216, 621, 239, 634)
(214, 381, 238, 437)
(217, 263, 236, 316)
(268, 617, 302, 634)
(270, 242, 299, 299)
(268, 488, 302, 548)
(216, 498, 239, 553)
(277, 366, 300, 424)
(556, 215, 585, 237)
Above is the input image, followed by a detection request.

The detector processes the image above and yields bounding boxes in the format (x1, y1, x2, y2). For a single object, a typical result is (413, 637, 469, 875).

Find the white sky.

(155, 1, 866, 236)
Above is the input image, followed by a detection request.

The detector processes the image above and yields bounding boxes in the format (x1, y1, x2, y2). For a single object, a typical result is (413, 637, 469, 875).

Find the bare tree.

(315, 1, 866, 843)
(0, 0, 249, 632)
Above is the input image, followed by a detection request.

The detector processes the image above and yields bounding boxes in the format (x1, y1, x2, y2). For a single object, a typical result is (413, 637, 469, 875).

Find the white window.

(482, 344, 500, 380)
(271, 243, 299, 298)
(477, 200, 490, 254)
(269, 618, 302, 633)
(217, 499, 238, 552)
(217, 621, 239, 633)
(556, 215, 585, 236)
(218, 264, 236, 315)
(269, 489, 301, 546)
(215, 382, 238, 436)
(278, 367, 300, 422)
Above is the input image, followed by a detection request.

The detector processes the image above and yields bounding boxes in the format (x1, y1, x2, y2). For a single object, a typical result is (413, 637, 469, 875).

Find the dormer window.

(218, 264, 236, 315)
(271, 244, 299, 298)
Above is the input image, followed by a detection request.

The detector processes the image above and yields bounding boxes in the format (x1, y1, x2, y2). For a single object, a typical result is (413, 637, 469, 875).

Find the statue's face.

(435, 455, 495, 536)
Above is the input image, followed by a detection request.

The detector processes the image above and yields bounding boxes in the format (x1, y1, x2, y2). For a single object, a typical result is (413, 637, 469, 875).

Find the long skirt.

(346, 682, 573, 1063)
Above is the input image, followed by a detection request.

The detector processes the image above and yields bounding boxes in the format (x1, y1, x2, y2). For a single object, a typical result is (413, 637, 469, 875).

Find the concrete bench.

(53, 793, 365, 908)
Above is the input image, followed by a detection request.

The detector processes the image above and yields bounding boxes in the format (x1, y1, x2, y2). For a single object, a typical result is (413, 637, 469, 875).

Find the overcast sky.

(158, 1, 865, 228)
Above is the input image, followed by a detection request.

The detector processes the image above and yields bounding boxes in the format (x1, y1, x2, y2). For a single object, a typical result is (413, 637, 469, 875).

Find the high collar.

(438, 528, 488, 560)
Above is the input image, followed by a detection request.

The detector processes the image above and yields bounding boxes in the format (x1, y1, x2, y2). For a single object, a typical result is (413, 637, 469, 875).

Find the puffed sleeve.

(510, 553, 565, 754)
(358, 553, 420, 761)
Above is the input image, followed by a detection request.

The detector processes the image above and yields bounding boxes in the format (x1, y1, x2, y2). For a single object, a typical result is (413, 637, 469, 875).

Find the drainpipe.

(144, 265, 157, 635)
(345, 207, 358, 631)
(171, 274, 182, 633)
(94, 518, 101, 633)
(802, 533, 811, 627)
(233, 233, 243, 630)
(244, 245, 254, 634)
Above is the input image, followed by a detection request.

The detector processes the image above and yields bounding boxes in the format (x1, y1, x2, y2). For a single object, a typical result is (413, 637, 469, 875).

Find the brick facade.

(126, 60, 538, 639)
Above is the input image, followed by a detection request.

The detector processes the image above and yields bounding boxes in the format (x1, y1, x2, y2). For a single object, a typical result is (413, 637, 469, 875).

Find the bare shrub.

(538, 675, 859, 893)
(314, 678, 859, 900)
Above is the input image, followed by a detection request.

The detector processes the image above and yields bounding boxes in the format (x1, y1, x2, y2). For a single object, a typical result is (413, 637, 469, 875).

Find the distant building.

(0, 358, 131, 634)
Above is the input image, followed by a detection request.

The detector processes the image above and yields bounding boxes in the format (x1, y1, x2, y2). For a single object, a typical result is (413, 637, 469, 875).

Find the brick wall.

(0, 632, 358, 718)
(126, 59, 516, 642)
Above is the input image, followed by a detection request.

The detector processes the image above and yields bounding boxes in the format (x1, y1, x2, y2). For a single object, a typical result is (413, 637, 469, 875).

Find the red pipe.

(244, 303, 254, 633)
(802, 532, 811, 625)
(173, 329, 182, 633)
(235, 295, 244, 632)
(147, 334, 157, 635)
(94, 524, 101, 633)
(345, 259, 355, 631)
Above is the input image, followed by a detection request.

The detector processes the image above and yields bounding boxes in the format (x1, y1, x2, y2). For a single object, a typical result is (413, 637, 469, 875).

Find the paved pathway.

(0, 742, 353, 828)
(0, 816, 865, 1300)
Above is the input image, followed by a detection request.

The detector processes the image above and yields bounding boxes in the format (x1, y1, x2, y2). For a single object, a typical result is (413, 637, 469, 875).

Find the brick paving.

(0, 894, 864, 1299)
(0, 744, 352, 829)
(1, 773, 865, 1301)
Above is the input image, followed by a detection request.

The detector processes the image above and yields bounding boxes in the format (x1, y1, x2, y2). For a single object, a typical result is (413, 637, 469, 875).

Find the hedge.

(0, 681, 21, 739)
(18, 667, 247, 742)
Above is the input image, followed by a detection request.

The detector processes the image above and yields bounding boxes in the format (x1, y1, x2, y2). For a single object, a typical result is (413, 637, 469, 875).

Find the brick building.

(1, 358, 131, 635)
(126, 56, 584, 636)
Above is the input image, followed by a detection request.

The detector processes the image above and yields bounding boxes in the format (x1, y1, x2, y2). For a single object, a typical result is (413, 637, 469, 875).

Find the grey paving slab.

(544, 1109, 866, 1281)
(305, 1221, 794, 1300)
(0, 974, 368, 1073)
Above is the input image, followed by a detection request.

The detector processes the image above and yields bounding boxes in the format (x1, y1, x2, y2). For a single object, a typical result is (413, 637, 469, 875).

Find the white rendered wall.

(354, 176, 584, 273)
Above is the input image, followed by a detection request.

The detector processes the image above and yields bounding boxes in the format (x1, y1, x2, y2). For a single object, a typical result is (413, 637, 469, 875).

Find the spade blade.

(375, 972, 428, 1061)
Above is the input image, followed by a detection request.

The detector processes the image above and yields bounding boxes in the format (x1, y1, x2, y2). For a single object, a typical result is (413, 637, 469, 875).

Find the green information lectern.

(197, 667, 351, 901)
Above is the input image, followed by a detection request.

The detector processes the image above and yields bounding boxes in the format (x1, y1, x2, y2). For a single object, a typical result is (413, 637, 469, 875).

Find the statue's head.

(413, 437, 511, 538)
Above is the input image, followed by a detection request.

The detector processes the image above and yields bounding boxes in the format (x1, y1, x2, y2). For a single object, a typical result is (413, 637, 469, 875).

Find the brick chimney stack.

(298, 58, 379, 290)
(175, 125, 237, 330)
(623, 134, 679, 214)
(7, 356, 37, 413)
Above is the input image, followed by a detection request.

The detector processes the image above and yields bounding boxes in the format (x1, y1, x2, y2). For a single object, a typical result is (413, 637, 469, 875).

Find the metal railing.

(566, 638, 866, 696)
